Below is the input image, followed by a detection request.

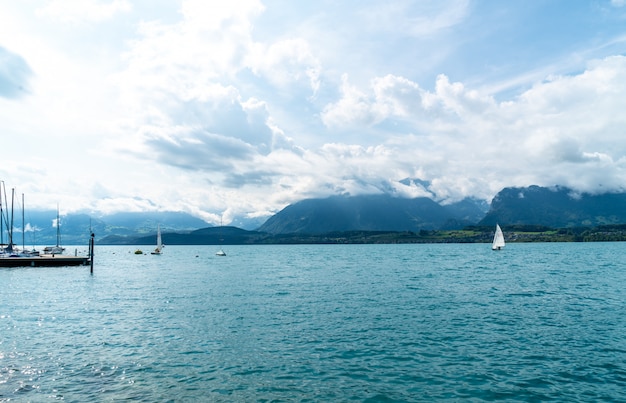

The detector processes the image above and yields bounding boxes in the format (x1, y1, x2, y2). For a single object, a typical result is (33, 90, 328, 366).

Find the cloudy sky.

(1, 0, 626, 225)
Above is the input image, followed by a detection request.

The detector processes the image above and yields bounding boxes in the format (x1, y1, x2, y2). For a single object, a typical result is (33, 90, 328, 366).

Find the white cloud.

(179, 0, 264, 31)
(3, 1, 626, 225)
(317, 55, 626, 202)
(108, 51, 626, 212)
(36, 0, 131, 23)
(321, 74, 375, 128)
(358, 0, 470, 37)
(248, 38, 321, 94)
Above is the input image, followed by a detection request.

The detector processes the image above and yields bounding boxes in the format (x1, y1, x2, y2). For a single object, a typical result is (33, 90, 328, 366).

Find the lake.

(1, 243, 625, 401)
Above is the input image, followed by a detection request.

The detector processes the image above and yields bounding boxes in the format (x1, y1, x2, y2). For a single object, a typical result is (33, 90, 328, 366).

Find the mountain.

(257, 194, 488, 234)
(96, 211, 209, 232)
(440, 197, 490, 229)
(9, 185, 626, 246)
(479, 185, 626, 227)
(229, 215, 269, 231)
(100, 226, 268, 245)
(7, 210, 209, 246)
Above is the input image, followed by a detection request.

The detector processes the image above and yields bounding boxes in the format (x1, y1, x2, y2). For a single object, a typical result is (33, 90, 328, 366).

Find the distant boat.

(216, 218, 226, 256)
(134, 249, 143, 255)
(492, 224, 505, 251)
(151, 224, 164, 255)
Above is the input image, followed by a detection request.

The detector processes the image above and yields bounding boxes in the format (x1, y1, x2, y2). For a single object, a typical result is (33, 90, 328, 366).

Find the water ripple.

(0, 243, 625, 401)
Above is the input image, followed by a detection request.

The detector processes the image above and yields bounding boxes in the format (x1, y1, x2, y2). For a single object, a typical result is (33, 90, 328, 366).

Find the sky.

(1, 0, 626, 226)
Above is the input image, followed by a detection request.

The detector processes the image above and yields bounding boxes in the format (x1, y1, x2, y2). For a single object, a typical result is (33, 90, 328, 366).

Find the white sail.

(151, 225, 163, 255)
(216, 217, 226, 256)
(492, 224, 505, 250)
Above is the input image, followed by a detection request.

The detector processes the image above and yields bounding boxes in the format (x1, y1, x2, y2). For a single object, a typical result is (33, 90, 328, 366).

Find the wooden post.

(89, 232, 95, 273)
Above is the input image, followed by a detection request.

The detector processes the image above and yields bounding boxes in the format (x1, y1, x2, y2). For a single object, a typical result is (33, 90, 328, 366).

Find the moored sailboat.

(0, 184, 92, 267)
(43, 205, 65, 255)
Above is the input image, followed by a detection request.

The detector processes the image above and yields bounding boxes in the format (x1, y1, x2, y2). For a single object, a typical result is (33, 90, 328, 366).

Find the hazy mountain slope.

(11, 186, 626, 245)
(7, 211, 209, 245)
(479, 185, 626, 227)
(98, 211, 208, 232)
(100, 226, 267, 245)
(257, 194, 486, 234)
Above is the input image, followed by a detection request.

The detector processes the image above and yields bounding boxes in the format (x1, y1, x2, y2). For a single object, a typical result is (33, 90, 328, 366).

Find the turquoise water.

(1, 243, 625, 402)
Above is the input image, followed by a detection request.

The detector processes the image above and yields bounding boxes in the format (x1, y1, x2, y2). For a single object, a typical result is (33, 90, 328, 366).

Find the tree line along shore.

(256, 224, 626, 244)
(110, 224, 626, 245)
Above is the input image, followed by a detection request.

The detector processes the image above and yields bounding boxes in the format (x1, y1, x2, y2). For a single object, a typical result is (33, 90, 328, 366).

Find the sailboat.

(0, 185, 91, 267)
(492, 224, 505, 250)
(215, 218, 226, 256)
(151, 224, 164, 255)
(43, 205, 65, 255)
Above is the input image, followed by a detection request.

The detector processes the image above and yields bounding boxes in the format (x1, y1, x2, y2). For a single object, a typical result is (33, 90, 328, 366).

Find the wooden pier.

(0, 254, 90, 268)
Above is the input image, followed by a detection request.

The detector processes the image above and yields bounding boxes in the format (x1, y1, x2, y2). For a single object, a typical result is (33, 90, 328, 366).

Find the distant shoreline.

(95, 224, 626, 245)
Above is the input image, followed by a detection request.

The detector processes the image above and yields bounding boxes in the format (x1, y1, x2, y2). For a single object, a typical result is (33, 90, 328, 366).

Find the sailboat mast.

(0, 181, 8, 248)
(56, 204, 61, 247)
(22, 193, 25, 252)
(0, 182, 3, 248)
(9, 188, 14, 251)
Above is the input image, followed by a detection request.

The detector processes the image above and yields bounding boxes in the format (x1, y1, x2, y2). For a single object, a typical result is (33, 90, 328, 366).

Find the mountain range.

(478, 185, 626, 227)
(257, 194, 489, 234)
(3, 185, 626, 245)
(2, 211, 208, 246)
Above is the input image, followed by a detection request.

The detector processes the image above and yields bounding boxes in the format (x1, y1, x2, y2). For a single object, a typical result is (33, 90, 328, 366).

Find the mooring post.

(90, 232, 95, 273)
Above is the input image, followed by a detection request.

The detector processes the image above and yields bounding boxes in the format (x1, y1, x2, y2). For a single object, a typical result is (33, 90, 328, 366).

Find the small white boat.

(151, 224, 164, 255)
(215, 249, 226, 256)
(492, 224, 505, 250)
